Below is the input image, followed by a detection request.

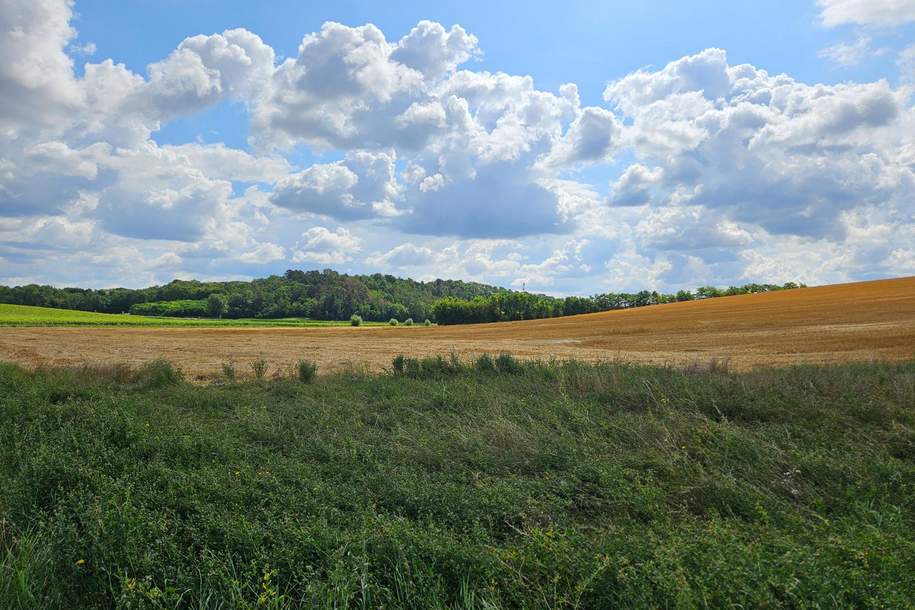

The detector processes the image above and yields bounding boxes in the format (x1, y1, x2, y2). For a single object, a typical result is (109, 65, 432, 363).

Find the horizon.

(1, 0, 914, 294)
(0, 265, 821, 299)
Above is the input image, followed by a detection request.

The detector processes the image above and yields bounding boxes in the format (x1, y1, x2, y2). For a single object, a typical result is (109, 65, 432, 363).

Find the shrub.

(221, 361, 236, 381)
(350, 314, 362, 327)
(424, 319, 432, 326)
(404, 318, 414, 326)
(296, 359, 318, 383)
(251, 358, 268, 380)
(389, 318, 399, 326)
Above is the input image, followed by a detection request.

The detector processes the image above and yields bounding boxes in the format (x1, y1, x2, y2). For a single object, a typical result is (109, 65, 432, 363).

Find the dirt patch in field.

(2, 277, 914, 379)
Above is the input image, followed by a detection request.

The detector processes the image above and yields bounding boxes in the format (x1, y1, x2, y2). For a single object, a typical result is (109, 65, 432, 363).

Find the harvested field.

(1, 276, 913, 379)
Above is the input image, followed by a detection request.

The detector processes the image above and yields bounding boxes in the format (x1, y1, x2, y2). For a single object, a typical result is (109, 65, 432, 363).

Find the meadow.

(0, 304, 383, 328)
(1, 356, 913, 608)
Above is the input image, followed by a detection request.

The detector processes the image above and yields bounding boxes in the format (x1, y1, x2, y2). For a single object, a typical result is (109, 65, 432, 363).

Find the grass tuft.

(251, 358, 268, 380)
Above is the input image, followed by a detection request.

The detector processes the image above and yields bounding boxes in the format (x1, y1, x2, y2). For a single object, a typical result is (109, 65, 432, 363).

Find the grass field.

(2, 277, 913, 377)
(0, 304, 383, 328)
(1, 356, 913, 607)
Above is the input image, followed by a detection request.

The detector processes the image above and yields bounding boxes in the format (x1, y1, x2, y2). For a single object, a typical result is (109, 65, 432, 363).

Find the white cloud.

(391, 20, 479, 79)
(291, 226, 361, 264)
(604, 49, 914, 239)
(817, 0, 915, 27)
(818, 35, 886, 66)
(365, 242, 434, 267)
(239, 242, 286, 263)
(899, 43, 915, 81)
(269, 150, 399, 220)
(1, 2, 913, 292)
(0, 0, 81, 134)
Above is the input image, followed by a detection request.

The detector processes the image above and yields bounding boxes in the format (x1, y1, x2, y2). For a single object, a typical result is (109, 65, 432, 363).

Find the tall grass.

(1, 357, 913, 607)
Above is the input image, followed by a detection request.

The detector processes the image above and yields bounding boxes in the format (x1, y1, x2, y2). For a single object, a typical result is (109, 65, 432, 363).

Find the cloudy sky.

(1, 0, 914, 294)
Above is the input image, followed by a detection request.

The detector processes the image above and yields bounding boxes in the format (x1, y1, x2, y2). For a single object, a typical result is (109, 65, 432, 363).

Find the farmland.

(1, 276, 913, 379)
(2, 277, 914, 607)
(0, 304, 383, 328)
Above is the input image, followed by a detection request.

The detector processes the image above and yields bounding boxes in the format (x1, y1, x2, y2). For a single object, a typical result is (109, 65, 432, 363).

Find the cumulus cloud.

(291, 226, 361, 264)
(0, 0, 82, 133)
(391, 20, 479, 79)
(269, 150, 398, 220)
(1, 0, 913, 292)
(604, 49, 915, 239)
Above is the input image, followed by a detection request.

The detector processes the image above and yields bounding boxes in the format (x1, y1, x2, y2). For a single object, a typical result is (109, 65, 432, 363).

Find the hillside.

(2, 276, 912, 376)
(0, 268, 802, 324)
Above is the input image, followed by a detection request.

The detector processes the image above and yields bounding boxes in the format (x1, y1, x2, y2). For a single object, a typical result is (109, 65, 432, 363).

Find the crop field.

(0, 304, 383, 328)
(1, 277, 913, 379)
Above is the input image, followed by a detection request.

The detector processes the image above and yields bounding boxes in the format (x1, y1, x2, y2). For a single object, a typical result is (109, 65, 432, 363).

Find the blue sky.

(1, 0, 914, 293)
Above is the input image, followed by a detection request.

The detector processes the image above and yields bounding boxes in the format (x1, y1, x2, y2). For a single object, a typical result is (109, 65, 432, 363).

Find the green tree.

(207, 293, 228, 319)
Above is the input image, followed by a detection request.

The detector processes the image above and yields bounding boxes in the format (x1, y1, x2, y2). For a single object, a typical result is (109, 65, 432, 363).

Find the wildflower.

(75, 559, 86, 566)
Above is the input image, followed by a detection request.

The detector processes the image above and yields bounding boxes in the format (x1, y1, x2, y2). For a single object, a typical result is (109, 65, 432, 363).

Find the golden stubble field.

(2, 276, 913, 379)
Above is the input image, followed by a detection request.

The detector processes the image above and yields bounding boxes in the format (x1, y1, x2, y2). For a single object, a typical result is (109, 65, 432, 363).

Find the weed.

(251, 358, 268, 380)
(494, 352, 521, 374)
(392, 354, 406, 375)
(1, 359, 913, 607)
(221, 361, 236, 381)
(296, 359, 317, 384)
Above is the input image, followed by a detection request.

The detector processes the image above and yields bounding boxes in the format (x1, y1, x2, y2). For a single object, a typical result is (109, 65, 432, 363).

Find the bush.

(350, 314, 362, 327)
(392, 354, 406, 375)
(251, 358, 268, 380)
(129, 299, 208, 318)
(389, 318, 399, 326)
(296, 359, 317, 383)
(424, 319, 432, 326)
(404, 318, 414, 326)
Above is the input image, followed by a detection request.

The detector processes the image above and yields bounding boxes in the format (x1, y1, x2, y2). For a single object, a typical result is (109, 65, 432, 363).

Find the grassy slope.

(1, 357, 913, 608)
(0, 303, 383, 327)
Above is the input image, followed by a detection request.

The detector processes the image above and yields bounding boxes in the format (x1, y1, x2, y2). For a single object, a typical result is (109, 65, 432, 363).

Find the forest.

(0, 269, 804, 324)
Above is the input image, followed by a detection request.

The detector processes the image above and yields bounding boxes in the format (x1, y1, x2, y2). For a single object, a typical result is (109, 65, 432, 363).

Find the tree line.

(0, 269, 503, 322)
(431, 283, 805, 324)
(0, 270, 804, 324)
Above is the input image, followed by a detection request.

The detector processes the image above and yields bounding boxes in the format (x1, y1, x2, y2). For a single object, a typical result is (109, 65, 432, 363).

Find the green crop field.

(0, 304, 383, 327)
(1, 355, 913, 608)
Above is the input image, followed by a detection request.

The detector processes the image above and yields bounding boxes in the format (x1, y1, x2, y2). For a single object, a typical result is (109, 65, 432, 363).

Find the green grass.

(0, 304, 385, 327)
(1, 356, 913, 608)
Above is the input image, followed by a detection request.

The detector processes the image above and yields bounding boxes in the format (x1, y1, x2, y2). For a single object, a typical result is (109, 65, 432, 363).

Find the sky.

(1, 0, 914, 294)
